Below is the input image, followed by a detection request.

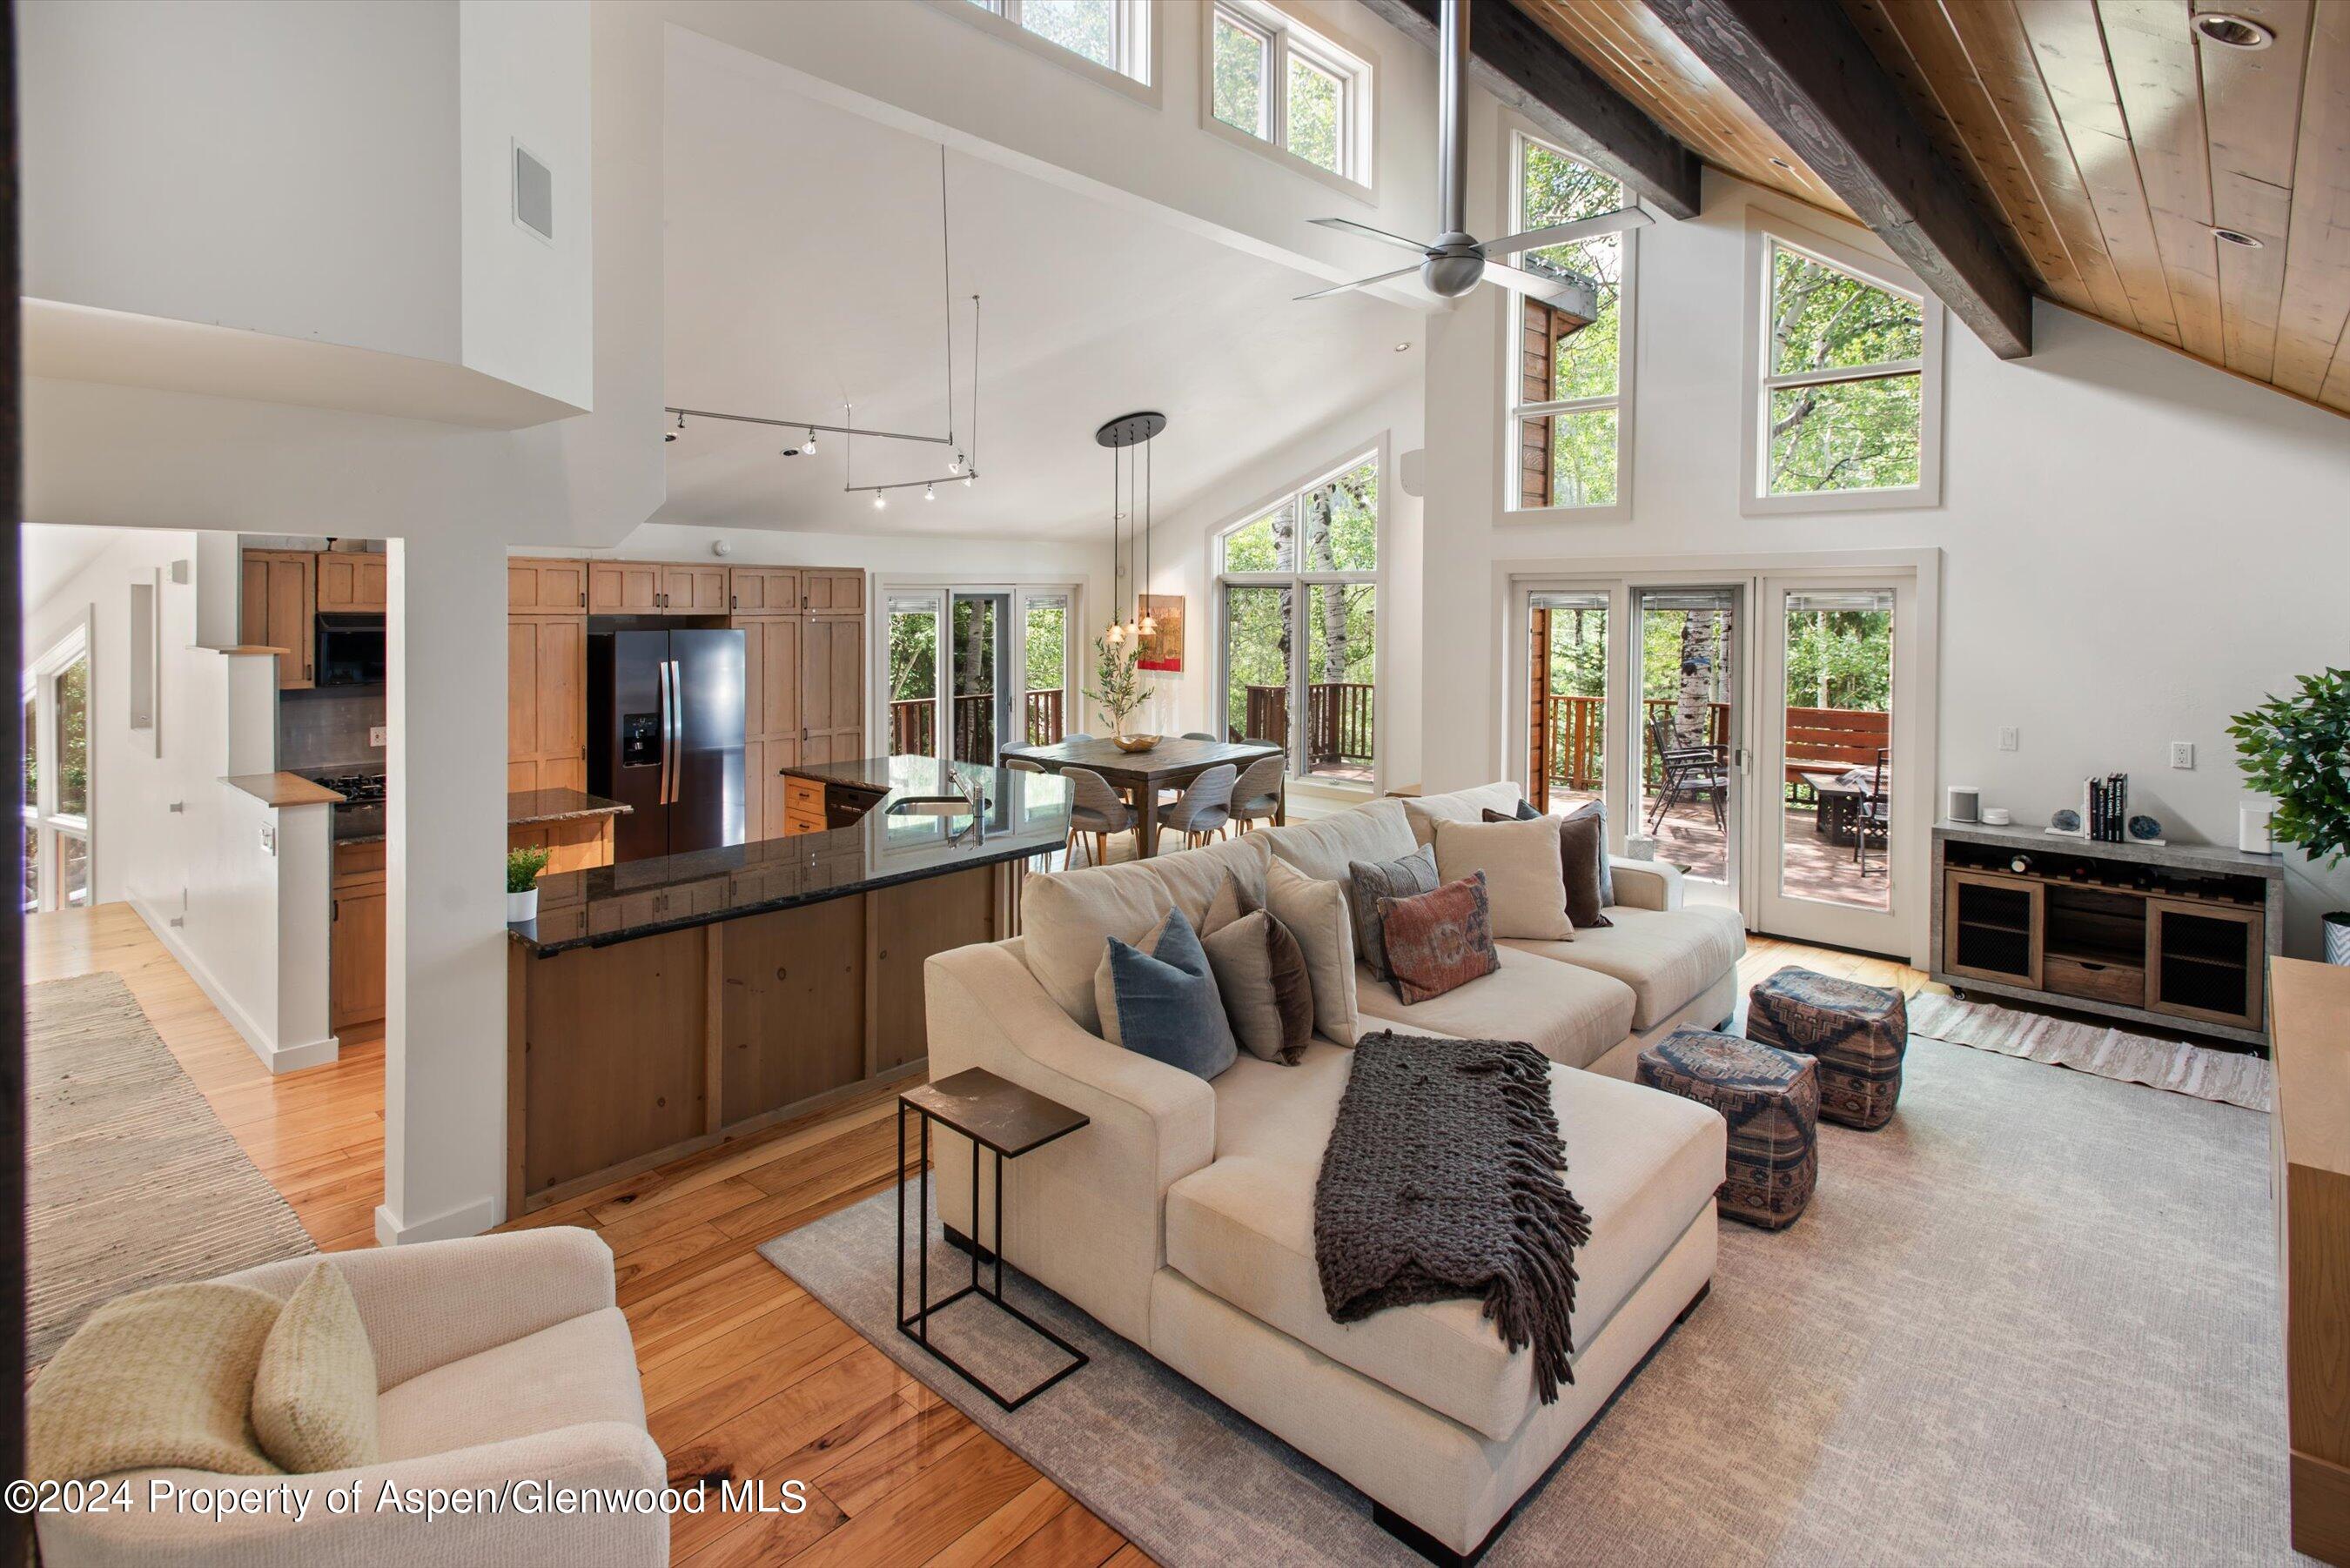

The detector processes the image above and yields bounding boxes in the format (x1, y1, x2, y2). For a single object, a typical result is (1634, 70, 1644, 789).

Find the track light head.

(803, 428, 817, 452)
(872, 491, 887, 510)
(924, 483, 935, 500)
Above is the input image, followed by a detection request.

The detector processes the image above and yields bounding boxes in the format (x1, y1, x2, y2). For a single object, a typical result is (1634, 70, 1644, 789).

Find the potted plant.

(1085, 634, 1155, 750)
(507, 845, 550, 923)
(2230, 667, 2350, 962)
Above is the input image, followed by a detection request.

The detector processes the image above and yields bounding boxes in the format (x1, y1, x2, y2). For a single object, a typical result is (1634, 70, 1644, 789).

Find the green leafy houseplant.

(507, 846, 551, 895)
(1084, 635, 1148, 739)
(2230, 668, 2350, 866)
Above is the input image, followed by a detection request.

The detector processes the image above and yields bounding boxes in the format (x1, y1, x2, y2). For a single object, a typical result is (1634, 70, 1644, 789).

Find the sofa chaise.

(923, 782, 1744, 1562)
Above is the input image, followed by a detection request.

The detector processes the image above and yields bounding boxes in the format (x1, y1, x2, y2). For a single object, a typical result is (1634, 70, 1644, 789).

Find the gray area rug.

(762, 1036, 2305, 1565)
(28, 973, 316, 1364)
(1910, 989, 2273, 1109)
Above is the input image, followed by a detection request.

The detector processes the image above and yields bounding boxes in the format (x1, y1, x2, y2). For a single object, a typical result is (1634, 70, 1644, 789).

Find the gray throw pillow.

(1492, 801, 1614, 929)
(1093, 907, 1238, 1080)
(1203, 909, 1314, 1064)
(1346, 844, 1439, 980)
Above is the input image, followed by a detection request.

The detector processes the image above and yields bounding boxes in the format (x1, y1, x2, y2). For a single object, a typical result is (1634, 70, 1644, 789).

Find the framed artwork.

(1138, 594, 1185, 672)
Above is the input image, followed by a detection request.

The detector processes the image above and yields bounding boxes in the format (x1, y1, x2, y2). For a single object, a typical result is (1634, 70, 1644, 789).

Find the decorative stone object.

(1745, 966, 1909, 1130)
(1636, 1029, 1818, 1230)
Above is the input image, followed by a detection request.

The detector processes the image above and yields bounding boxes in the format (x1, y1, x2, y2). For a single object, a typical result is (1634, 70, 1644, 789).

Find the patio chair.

(1064, 767, 1131, 868)
(1856, 748, 1890, 876)
(1645, 713, 1730, 833)
(1229, 753, 1286, 834)
(1158, 763, 1238, 852)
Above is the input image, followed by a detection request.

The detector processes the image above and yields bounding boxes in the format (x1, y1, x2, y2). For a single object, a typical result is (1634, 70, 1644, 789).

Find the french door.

(1515, 564, 1928, 959)
(878, 584, 1076, 766)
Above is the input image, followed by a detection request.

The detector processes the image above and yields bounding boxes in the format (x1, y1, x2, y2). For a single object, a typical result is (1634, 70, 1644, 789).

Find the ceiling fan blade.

(1483, 206, 1655, 258)
(1480, 258, 1600, 319)
(1294, 265, 1420, 302)
(1309, 217, 1434, 256)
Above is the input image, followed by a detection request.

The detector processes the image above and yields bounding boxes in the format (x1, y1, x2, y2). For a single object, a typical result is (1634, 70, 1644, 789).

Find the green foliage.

(54, 658, 88, 816)
(1765, 243, 1923, 495)
(1517, 141, 1624, 506)
(1024, 604, 1065, 695)
(1286, 55, 1340, 172)
(1012, 0, 1114, 68)
(1783, 611, 1891, 710)
(1212, 11, 1265, 136)
(888, 608, 937, 703)
(1084, 635, 1148, 733)
(2230, 668, 2350, 864)
(507, 846, 550, 894)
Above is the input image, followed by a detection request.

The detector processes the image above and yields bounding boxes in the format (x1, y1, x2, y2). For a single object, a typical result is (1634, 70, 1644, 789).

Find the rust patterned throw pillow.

(1379, 873, 1501, 1004)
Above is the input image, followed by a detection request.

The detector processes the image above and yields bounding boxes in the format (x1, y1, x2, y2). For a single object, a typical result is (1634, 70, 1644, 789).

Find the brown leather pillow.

(1379, 874, 1500, 1004)
(1487, 804, 1613, 931)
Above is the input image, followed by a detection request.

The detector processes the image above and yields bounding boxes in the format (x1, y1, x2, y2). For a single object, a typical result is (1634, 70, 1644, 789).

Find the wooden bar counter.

(506, 757, 1068, 1214)
(2274, 956, 2350, 1565)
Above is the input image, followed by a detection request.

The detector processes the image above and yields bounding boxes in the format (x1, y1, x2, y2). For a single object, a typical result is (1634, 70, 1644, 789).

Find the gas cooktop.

(312, 771, 386, 805)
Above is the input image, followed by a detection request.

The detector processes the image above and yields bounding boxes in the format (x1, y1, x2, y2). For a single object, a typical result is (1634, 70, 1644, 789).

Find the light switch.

(258, 825, 276, 855)
(1998, 727, 2019, 753)
(370, 726, 388, 747)
(2169, 740, 2193, 769)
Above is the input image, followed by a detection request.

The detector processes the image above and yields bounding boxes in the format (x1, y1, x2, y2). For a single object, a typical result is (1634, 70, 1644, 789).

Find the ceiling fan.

(1298, 0, 1651, 312)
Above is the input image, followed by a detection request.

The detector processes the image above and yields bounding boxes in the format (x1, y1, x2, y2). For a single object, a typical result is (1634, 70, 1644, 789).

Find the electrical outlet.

(1998, 727, 2019, 753)
(258, 824, 276, 855)
(2170, 740, 2194, 769)
(370, 725, 388, 748)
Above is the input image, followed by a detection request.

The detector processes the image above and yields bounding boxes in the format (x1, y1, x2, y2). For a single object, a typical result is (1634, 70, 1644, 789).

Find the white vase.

(507, 887, 539, 923)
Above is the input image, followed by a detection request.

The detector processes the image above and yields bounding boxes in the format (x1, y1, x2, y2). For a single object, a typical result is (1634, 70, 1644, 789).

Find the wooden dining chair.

(1158, 764, 1238, 851)
(1064, 767, 1131, 868)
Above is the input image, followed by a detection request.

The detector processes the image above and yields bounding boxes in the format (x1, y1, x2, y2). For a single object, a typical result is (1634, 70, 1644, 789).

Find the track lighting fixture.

(666, 411, 683, 444)
(964, 474, 974, 487)
(924, 483, 936, 501)
(873, 491, 887, 510)
(803, 428, 817, 452)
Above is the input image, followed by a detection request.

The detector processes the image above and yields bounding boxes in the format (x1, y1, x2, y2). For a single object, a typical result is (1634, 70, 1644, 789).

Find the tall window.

(1507, 133, 1635, 516)
(24, 627, 91, 914)
(963, 0, 1152, 85)
(1207, 2, 1371, 186)
(1218, 452, 1378, 785)
(1743, 221, 1942, 513)
(1022, 593, 1070, 744)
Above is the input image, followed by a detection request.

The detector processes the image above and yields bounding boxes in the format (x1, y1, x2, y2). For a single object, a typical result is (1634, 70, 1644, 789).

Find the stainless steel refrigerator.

(588, 628, 746, 862)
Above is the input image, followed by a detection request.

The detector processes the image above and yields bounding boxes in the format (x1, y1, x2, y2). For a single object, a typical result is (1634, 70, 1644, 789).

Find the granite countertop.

(782, 754, 991, 795)
(511, 757, 1071, 956)
(223, 772, 345, 807)
(508, 788, 633, 827)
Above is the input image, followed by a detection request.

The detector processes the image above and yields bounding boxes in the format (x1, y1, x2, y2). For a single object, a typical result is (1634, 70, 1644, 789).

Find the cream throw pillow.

(1266, 858, 1361, 1045)
(252, 1262, 380, 1474)
(29, 1282, 284, 1484)
(1434, 817, 1573, 941)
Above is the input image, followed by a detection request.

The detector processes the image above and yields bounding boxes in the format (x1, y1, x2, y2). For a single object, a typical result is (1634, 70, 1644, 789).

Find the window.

(1507, 133, 1637, 518)
(1742, 218, 1943, 513)
(24, 626, 91, 914)
(961, 0, 1152, 88)
(1205, 2, 1372, 188)
(882, 583, 1078, 761)
(1217, 452, 1379, 785)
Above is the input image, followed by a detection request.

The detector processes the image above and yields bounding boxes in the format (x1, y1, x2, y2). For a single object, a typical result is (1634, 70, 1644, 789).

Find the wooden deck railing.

(1537, 697, 1888, 795)
(889, 689, 1066, 759)
(1241, 683, 1374, 763)
(1024, 688, 1064, 746)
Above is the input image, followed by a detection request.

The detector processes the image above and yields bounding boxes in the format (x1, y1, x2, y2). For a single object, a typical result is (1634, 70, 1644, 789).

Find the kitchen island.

(505, 757, 1068, 1214)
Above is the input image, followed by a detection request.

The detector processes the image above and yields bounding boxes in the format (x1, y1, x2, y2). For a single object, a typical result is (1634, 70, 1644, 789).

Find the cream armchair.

(37, 1228, 668, 1568)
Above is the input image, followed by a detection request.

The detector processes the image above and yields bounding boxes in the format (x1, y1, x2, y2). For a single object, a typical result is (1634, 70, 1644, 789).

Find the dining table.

(998, 734, 1283, 858)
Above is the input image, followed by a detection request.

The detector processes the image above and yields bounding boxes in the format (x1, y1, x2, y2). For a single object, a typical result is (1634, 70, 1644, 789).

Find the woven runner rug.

(1908, 990, 2272, 1110)
(27, 973, 316, 1364)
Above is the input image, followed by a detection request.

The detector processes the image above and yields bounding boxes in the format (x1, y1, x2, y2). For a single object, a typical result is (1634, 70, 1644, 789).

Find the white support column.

(378, 530, 510, 1244)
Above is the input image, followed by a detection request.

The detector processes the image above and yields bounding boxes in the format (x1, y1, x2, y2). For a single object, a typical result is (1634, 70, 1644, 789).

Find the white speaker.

(1946, 786, 1981, 824)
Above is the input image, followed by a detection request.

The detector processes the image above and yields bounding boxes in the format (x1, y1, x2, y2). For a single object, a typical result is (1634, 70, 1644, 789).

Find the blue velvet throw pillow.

(1095, 907, 1239, 1081)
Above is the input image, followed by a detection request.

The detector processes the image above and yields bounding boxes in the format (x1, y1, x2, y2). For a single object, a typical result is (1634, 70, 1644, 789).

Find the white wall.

(1419, 154, 2350, 956)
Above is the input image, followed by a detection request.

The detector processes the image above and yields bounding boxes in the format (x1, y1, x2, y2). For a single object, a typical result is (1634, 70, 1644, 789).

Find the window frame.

(1212, 441, 1385, 794)
(1200, 0, 1377, 198)
(944, 0, 1158, 102)
(24, 620, 93, 914)
(1501, 130, 1639, 524)
(872, 577, 1084, 765)
(1739, 211, 1944, 516)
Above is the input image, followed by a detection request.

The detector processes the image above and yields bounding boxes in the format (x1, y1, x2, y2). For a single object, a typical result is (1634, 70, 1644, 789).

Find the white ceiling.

(659, 40, 1420, 541)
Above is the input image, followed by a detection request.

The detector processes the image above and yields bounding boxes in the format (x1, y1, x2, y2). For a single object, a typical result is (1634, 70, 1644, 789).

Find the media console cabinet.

(1930, 821, 2283, 1048)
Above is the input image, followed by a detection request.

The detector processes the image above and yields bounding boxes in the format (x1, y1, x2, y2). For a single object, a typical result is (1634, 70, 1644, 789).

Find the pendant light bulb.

(924, 483, 935, 501)
(872, 491, 886, 510)
(1142, 615, 1158, 636)
(803, 428, 817, 452)
(1107, 622, 1125, 646)
(964, 473, 973, 487)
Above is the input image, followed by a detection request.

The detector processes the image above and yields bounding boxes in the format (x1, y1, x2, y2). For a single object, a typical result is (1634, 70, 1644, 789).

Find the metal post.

(1438, 0, 1469, 237)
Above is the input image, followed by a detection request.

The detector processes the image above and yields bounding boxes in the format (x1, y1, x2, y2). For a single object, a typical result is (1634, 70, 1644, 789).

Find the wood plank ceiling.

(1513, 0, 2350, 415)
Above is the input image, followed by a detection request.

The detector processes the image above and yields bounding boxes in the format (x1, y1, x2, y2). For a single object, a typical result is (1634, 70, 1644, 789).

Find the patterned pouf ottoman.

(1745, 966, 1909, 1130)
(1636, 1028, 1817, 1230)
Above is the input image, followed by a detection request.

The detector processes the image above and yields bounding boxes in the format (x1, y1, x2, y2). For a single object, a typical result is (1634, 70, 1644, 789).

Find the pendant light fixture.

(1098, 411, 1166, 648)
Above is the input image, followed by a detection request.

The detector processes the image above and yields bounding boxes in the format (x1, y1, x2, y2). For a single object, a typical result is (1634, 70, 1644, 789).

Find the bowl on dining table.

(1111, 734, 1160, 754)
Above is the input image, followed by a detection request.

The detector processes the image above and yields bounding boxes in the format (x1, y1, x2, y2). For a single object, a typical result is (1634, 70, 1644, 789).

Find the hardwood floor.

(23, 900, 1924, 1566)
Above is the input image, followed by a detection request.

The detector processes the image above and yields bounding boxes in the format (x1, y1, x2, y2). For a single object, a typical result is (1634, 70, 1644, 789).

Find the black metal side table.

(896, 1068, 1090, 1411)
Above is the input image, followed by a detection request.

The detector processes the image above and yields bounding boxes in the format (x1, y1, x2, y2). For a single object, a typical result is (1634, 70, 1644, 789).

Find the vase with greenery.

(507, 846, 550, 923)
(1085, 635, 1149, 741)
(2229, 667, 2350, 960)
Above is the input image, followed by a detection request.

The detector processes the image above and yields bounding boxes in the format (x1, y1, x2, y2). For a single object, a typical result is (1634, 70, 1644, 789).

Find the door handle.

(667, 659, 684, 804)
(656, 659, 674, 807)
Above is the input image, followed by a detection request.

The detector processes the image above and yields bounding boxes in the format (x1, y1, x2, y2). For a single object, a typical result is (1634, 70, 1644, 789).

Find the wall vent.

(513, 142, 554, 244)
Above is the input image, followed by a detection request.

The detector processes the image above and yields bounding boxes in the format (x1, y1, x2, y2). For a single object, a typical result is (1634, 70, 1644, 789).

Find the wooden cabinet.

(2146, 898, 2264, 1033)
(507, 614, 587, 793)
(331, 840, 386, 1032)
(662, 566, 731, 615)
(802, 569, 864, 616)
(316, 552, 388, 613)
(799, 614, 864, 765)
(509, 558, 588, 613)
(239, 550, 315, 689)
(2272, 959, 2350, 1565)
(509, 815, 614, 874)
(783, 775, 826, 836)
(729, 567, 799, 615)
(1939, 869, 2043, 990)
(588, 560, 663, 614)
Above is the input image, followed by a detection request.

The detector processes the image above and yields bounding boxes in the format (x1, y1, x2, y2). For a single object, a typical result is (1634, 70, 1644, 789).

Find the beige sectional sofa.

(923, 782, 1744, 1562)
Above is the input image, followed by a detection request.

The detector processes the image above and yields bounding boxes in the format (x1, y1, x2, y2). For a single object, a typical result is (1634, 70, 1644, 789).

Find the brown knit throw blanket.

(1313, 1031, 1593, 1403)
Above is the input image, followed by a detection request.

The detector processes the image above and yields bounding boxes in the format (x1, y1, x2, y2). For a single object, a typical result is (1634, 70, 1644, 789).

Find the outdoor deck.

(1554, 788, 1890, 910)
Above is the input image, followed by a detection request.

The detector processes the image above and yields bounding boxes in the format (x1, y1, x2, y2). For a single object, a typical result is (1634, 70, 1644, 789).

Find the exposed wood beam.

(1359, 0, 1703, 222)
(1641, 0, 2032, 358)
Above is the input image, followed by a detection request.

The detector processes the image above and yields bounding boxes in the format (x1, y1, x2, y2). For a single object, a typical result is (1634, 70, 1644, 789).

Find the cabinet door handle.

(332, 898, 339, 921)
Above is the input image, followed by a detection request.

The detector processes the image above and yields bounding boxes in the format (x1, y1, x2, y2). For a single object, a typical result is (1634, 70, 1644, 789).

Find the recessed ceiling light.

(2212, 225, 2265, 248)
(1768, 157, 1795, 171)
(2192, 12, 2273, 49)
(1393, 341, 1412, 352)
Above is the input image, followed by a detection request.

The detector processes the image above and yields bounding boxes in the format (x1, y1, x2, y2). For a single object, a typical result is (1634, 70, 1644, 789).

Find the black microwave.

(314, 613, 386, 687)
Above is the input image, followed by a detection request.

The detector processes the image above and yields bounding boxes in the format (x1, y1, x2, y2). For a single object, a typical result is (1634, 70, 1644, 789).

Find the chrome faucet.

(949, 767, 987, 847)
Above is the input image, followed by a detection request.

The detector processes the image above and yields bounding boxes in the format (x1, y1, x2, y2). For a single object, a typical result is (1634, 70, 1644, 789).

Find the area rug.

(762, 1036, 2304, 1566)
(28, 973, 316, 1364)
(1909, 989, 2273, 1110)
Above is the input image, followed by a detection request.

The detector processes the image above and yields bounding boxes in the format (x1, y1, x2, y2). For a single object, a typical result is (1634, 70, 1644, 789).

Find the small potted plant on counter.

(2231, 667, 2350, 962)
(507, 846, 550, 924)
